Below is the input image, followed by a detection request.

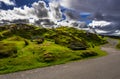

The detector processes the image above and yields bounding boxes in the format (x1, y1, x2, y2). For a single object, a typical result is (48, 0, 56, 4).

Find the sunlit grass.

(0, 25, 107, 74)
(0, 39, 107, 74)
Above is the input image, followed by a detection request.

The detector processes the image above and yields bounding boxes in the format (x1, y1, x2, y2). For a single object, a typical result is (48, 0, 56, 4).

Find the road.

(0, 38, 120, 79)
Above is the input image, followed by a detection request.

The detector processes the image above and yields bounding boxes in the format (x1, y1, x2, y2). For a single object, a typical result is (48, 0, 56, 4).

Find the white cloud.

(49, 1, 62, 22)
(0, 0, 15, 6)
(0, 6, 38, 22)
(88, 20, 120, 36)
(32, 1, 49, 19)
(89, 20, 112, 28)
(59, 0, 71, 9)
(0, 1, 63, 24)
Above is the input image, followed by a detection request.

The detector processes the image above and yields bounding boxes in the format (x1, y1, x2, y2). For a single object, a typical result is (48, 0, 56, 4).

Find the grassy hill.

(0, 24, 107, 74)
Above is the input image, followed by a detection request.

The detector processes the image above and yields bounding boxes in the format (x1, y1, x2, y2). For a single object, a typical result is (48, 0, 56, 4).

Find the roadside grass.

(116, 40, 120, 49)
(107, 37, 120, 49)
(88, 46, 107, 57)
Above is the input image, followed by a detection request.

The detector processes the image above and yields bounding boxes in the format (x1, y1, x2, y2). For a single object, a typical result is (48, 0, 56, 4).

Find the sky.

(0, 0, 120, 21)
(60, 0, 120, 21)
(0, 0, 120, 36)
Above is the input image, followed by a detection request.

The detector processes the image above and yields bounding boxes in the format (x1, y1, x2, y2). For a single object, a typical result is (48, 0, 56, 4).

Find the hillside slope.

(0, 24, 107, 74)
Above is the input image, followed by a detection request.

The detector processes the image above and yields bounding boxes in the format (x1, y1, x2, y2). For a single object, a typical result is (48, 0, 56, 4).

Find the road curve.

(0, 38, 120, 79)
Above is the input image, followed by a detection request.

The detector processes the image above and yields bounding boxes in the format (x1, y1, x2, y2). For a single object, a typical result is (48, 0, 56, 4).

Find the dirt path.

(0, 38, 120, 79)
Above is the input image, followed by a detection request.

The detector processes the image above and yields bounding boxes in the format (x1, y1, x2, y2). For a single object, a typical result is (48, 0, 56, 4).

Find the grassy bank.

(116, 40, 120, 49)
(0, 24, 107, 74)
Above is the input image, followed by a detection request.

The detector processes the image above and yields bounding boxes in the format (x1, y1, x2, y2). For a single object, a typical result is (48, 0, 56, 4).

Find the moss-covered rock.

(0, 42, 17, 58)
(68, 41, 87, 50)
(81, 51, 98, 58)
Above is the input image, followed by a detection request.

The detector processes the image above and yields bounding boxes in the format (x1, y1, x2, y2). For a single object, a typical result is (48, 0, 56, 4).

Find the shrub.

(68, 41, 87, 50)
(80, 51, 98, 58)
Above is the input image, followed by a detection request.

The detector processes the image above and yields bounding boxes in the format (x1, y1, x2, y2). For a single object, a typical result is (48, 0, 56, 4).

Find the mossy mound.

(0, 42, 17, 58)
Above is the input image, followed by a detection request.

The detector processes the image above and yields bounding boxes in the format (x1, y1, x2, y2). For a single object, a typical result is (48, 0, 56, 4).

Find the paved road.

(0, 38, 120, 79)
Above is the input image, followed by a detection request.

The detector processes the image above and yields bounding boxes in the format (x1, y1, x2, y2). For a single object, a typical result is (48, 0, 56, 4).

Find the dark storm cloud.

(61, 0, 120, 22)
(60, 0, 120, 36)
(64, 0, 120, 14)
(65, 10, 80, 20)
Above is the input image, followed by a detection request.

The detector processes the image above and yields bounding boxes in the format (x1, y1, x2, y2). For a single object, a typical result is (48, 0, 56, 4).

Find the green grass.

(0, 38, 107, 74)
(0, 24, 107, 74)
(116, 39, 120, 49)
